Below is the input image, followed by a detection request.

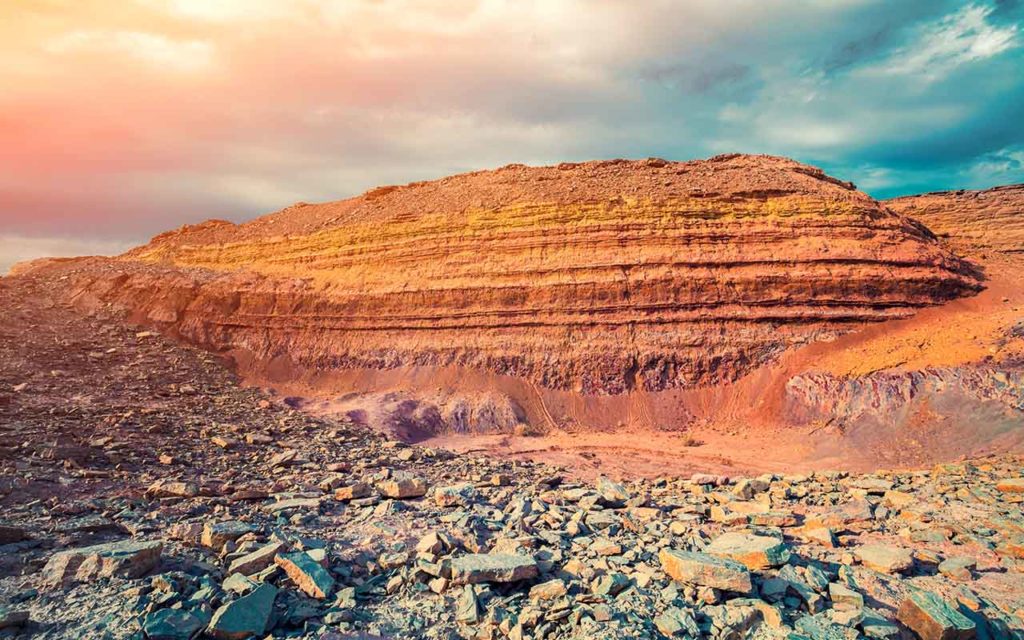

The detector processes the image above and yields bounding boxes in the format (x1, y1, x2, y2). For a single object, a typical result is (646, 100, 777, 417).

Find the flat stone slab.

(996, 478, 1024, 493)
(202, 521, 256, 550)
(450, 553, 539, 584)
(42, 539, 163, 589)
(855, 544, 914, 574)
(705, 531, 791, 570)
(228, 542, 285, 576)
(658, 548, 752, 593)
(898, 589, 976, 640)
(208, 582, 278, 640)
(262, 497, 322, 515)
(142, 608, 205, 640)
(0, 608, 29, 630)
(378, 474, 428, 499)
(0, 524, 28, 545)
(275, 551, 335, 599)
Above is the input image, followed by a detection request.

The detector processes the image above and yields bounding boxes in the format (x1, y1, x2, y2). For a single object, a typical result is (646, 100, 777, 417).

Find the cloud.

(0, 0, 1022, 261)
(861, 4, 1017, 80)
(45, 30, 215, 72)
(0, 235, 135, 275)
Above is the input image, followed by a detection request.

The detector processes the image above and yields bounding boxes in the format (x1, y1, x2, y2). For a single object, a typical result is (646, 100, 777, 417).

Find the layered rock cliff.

(886, 184, 1024, 256)
(51, 154, 980, 397)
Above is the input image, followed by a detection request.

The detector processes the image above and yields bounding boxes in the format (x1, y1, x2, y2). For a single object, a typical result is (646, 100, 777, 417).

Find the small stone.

(142, 609, 205, 640)
(456, 584, 479, 624)
(378, 474, 428, 499)
(529, 579, 567, 600)
(593, 572, 630, 596)
(938, 556, 976, 581)
(202, 521, 255, 550)
(794, 525, 838, 548)
(0, 524, 28, 545)
(596, 475, 630, 504)
(0, 608, 29, 630)
(450, 553, 539, 584)
(705, 532, 790, 570)
(829, 582, 864, 609)
(429, 576, 448, 593)
(262, 497, 322, 515)
(228, 542, 285, 576)
(434, 483, 477, 507)
(208, 582, 278, 640)
(897, 589, 976, 640)
(996, 478, 1024, 493)
(490, 474, 511, 486)
(275, 551, 335, 599)
(211, 436, 236, 449)
(334, 482, 371, 501)
(147, 479, 200, 499)
(42, 540, 163, 589)
(654, 606, 699, 637)
(222, 573, 258, 595)
(591, 539, 622, 556)
(658, 548, 752, 593)
(854, 544, 914, 574)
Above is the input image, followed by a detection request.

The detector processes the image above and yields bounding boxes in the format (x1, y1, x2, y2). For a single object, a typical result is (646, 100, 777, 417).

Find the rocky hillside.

(886, 184, 1024, 257)
(49, 154, 980, 397)
(1, 271, 1023, 639)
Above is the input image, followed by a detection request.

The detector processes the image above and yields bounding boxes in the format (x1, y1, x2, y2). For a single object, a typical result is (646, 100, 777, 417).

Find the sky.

(2, 0, 1023, 273)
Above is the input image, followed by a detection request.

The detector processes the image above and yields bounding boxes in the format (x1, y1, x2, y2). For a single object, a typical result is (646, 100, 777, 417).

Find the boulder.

(897, 590, 976, 640)
(275, 551, 335, 599)
(208, 582, 278, 640)
(42, 540, 163, 589)
(658, 548, 752, 593)
(202, 521, 255, 550)
(450, 554, 539, 584)
(705, 532, 791, 570)
(854, 544, 914, 574)
(227, 542, 285, 576)
(378, 474, 428, 499)
(142, 609, 205, 640)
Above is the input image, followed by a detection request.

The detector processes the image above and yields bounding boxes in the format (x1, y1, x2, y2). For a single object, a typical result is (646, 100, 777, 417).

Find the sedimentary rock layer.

(886, 184, 1024, 255)
(59, 154, 980, 393)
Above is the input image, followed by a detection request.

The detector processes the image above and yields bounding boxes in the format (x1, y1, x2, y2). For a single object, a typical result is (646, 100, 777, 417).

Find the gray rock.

(659, 548, 752, 593)
(450, 553, 539, 584)
(42, 539, 163, 589)
(208, 582, 278, 640)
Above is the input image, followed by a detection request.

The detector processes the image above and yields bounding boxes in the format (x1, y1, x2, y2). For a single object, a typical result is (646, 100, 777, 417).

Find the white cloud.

(45, 30, 214, 72)
(863, 4, 1017, 80)
(0, 235, 137, 275)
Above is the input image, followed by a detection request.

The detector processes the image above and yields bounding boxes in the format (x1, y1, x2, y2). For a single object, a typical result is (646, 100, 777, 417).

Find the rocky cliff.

(55, 154, 980, 399)
(886, 184, 1024, 256)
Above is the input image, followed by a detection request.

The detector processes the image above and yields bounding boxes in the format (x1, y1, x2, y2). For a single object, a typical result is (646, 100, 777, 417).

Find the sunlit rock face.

(58, 154, 980, 394)
(886, 184, 1024, 257)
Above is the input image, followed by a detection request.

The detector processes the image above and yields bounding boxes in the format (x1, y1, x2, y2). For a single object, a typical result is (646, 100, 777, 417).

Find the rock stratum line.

(54, 154, 980, 395)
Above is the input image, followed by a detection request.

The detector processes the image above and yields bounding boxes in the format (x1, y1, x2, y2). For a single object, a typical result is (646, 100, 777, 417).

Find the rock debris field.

(2, 275, 1024, 640)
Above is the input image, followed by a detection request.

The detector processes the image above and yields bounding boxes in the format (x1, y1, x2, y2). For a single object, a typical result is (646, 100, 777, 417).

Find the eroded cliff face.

(886, 184, 1024, 256)
(52, 155, 981, 398)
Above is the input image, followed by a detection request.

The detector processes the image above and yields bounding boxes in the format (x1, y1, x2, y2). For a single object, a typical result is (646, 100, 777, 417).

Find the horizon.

(3, 0, 1024, 272)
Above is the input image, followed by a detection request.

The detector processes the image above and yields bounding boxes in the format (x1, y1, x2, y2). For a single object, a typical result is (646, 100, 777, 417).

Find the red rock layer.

(56, 154, 980, 394)
(886, 184, 1024, 256)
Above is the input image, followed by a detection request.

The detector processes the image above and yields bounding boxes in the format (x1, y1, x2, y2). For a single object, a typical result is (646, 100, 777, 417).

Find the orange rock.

(53, 155, 979, 397)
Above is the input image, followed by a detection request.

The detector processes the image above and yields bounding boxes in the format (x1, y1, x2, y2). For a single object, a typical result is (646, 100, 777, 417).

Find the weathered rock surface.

(658, 549, 753, 593)
(48, 155, 979, 398)
(41, 540, 163, 589)
(897, 590, 976, 640)
(450, 554, 539, 584)
(208, 582, 278, 640)
(887, 184, 1024, 256)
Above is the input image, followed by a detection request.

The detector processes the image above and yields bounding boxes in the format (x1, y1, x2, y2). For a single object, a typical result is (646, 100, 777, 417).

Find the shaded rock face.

(57, 154, 980, 395)
(886, 184, 1024, 256)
